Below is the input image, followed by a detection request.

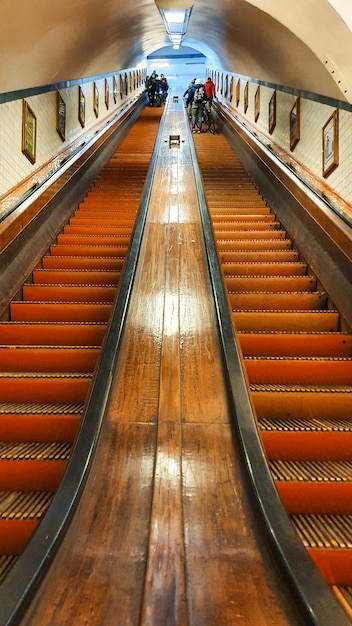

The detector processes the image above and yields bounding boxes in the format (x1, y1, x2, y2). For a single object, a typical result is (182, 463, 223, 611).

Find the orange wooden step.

(212, 214, 275, 224)
(228, 291, 328, 310)
(216, 230, 286, 240)
(214, 222, 282, 232)
(0, 322, 106, 345)
(42, 256, 125, 271)
(222, 262, 307, 276)
(216, 239, 292, 251)
(74, 209, 137, 219)
(225, 276, 316, 292)
(69, 217, 135, 226)
(233, 310, 340, 332)
(63, 225, 132, 235)
(261, 431, 352, 462)
(0, 347, 99, 372)
(238, 332, 352, 357)
(0, 444, 71, 491)
(207, 195, 266, 203)
(50, 244, 128, 257)
(220, 250, 300, 263)
(308, 547, 352, 586)
(276, 482, 352, 515)
(0, 517, 44, 555)
(251, 386, 351, 419)
(22, 285, 117, 303)
(10, 302, 112, 322)
(0, 373, 91, 403)
(0, 404, 82, 442)
(0, 491, 54, 554)
(210, 207, 271, 215)
(244, 357, 352, 385)
(57, 234, 131, 246)
(32, 269, 121, 285)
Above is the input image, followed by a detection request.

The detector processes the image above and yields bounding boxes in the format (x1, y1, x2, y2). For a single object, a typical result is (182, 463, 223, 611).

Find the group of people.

(144, 72, 216, 133)
(145, 71, 169, 106)
(183, 76, 216, 133)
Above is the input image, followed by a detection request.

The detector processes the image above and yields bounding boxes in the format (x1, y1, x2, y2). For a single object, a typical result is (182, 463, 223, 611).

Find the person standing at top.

(204, 76, 216, 110)
(160, 74, 169, 103)
(190, 78, 206, 133)
(183, 78, 196, 117)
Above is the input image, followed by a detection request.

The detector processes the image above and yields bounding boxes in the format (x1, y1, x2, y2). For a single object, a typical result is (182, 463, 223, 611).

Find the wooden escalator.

(193, 131, 352, 621)
(0, 106, 162, 585)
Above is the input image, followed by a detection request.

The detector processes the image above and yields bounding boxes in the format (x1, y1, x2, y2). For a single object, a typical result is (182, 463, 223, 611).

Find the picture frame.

(93, 82, 99, 118)
(229, 76, 234, 103)
(268, 90, 276, 134)
(244, 81, 249, 113)
(236, 78, 240, 107)
(56, 91, 66, 141)
(78, 86, 85, 128)
(322, 109, 339, 178)
(119, 74, 123, 99)
(105, 78, 110, 109)
(254, 85, 260, 122)
(113, 76, 118, 104)
(290, 97, 300, 151)
(22, 100, 37, 164)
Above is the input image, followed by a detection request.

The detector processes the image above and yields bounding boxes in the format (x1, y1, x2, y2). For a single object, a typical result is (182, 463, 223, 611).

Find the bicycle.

(202, 105, 215, 134)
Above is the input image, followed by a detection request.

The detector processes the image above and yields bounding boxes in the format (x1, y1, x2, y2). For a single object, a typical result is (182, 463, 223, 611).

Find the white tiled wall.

(215, 74, 352, 204)
(0, 72, 145, 198)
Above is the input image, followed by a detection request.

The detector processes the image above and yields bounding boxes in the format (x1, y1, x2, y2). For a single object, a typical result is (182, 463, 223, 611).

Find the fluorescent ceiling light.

(164, 10, 185, 23)
(155, 1, 193, 47)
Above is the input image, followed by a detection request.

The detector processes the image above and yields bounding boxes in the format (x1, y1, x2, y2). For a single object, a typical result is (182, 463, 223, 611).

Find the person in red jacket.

(204, 76, 216, 109)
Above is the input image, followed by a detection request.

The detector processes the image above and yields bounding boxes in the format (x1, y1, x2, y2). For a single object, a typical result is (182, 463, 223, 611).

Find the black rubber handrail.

(186, 109, 351, 625)
(0, 99, 168, 626)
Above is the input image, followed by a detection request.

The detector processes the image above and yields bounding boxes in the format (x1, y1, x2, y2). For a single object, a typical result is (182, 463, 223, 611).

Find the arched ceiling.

(1, 0, 352, 103)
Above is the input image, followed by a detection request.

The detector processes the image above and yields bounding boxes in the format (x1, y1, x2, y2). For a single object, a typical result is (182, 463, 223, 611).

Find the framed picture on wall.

(78, 86, 85, 127)
(105, 78, 110, 109)
(236, 79, 240, 107)
(268, 90, 276, 134)
(229, 76, 234, 103)
(254, 85, 260, 122)
(93, 82, 99, 117)
(322, 109, 339, 177)
(22, 100, 37, 164)
(113, 76, 118, 103)
(244, 81, 249, 113)
(119, 74, 123, 99)
(289, 97, 300, 150)
(56, 91, 66, 140)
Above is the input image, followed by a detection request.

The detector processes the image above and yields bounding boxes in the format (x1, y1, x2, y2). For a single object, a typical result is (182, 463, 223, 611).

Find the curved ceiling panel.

(0, 0, 351, 103)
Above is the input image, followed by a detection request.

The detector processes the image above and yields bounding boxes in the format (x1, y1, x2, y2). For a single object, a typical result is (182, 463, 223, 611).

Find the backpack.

(193, 84, 206, 104)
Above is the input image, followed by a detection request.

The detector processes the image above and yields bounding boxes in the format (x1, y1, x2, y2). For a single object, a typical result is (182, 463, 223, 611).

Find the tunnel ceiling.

(1, 0, 352, 103)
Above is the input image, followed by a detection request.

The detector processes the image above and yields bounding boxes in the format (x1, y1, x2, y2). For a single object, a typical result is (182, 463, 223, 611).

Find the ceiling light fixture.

(155, 0, 194, 48)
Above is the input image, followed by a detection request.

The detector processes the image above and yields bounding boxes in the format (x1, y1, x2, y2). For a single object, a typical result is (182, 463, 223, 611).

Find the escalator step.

(0, 491, 53, 519)
(32, 269, 121, 285)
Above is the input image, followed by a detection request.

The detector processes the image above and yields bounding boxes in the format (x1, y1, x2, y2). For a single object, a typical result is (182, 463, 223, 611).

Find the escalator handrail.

(0, 99, 168, 626)
(186, 110, 351, 626)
